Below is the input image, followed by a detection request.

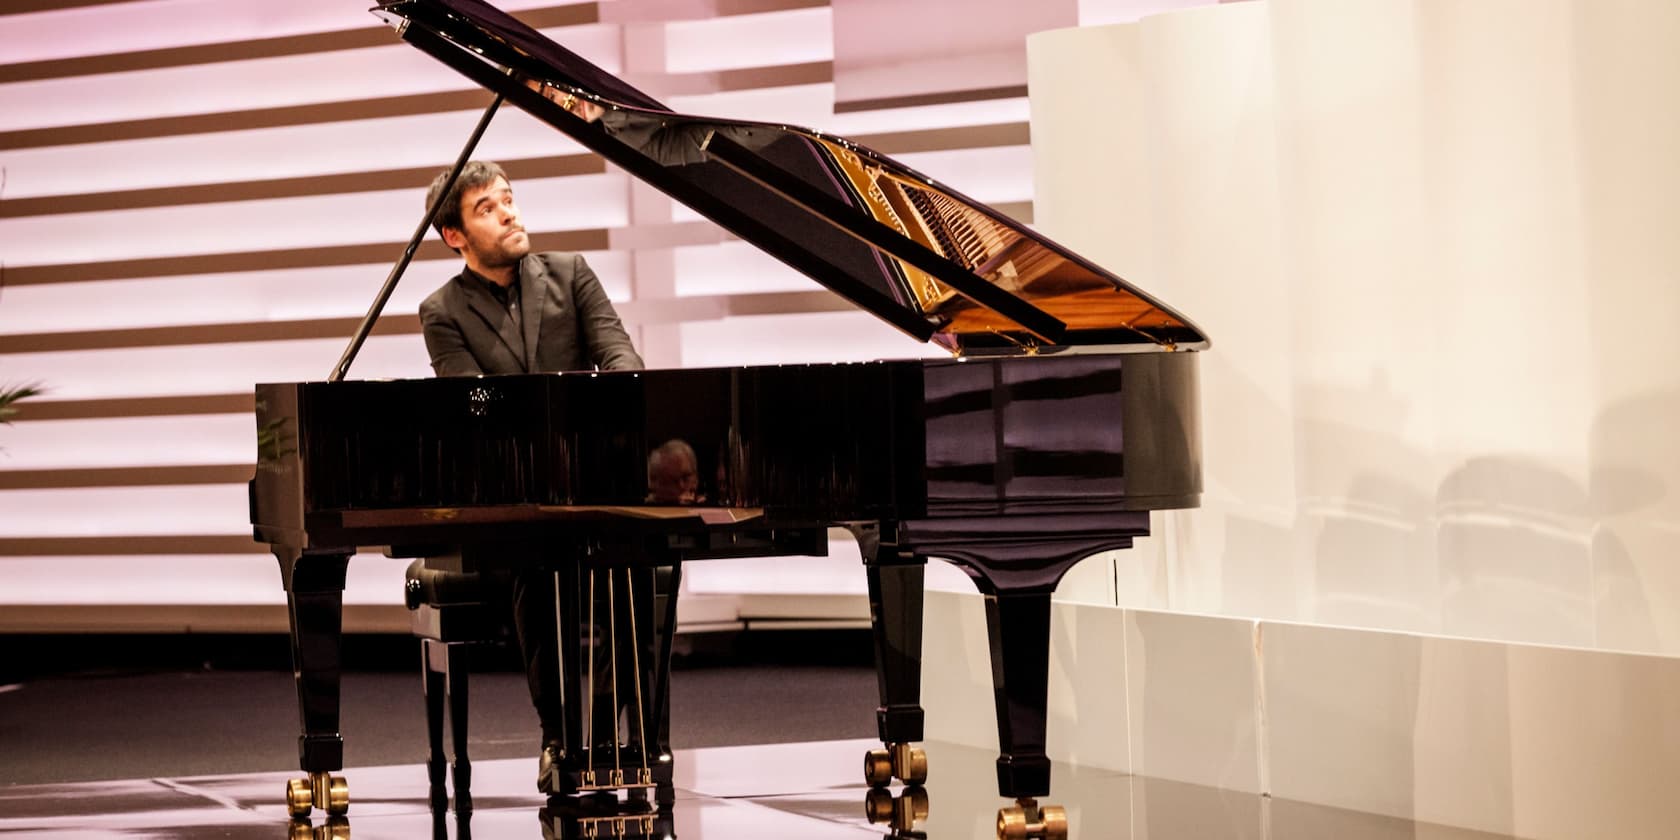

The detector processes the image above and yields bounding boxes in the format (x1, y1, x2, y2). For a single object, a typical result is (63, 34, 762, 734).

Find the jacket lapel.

(519, 255, 548, 373)
(460, 274, 526, 372)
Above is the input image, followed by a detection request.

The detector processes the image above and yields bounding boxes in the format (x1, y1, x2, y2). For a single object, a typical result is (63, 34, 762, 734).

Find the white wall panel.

(0, 251, 630, 336)
(0, 174, 628, 267)
(0, 553, 413, 606)
(662, 8, 831, 72)
(0, 414, 250, 470)
(829, 95, 1031, 135)
(0, 108, 593, 199)
(677, 312, 944, 367)
(999, 1, 1680, 833)
(671, 240, 819, 297)
(1, 26, 622, 133)
(1077, 0, 1220, 26)
(1029, 0, 1680, 653)
(893, 145, 1035, 204)
(6, 335, 433, 400)
(0, 484, 248, 537)
(667, 83, 1032, 135)
(0, 0, 564, 65)
(0, 262, 444, 334)
(4, 45, 457, 132)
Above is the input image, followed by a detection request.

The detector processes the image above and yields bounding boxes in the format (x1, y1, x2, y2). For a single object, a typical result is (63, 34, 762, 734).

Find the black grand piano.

(250, 0, 1206, 836)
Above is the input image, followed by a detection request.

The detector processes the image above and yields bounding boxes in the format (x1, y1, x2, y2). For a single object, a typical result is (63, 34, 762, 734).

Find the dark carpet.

(0, 630, 877, 786)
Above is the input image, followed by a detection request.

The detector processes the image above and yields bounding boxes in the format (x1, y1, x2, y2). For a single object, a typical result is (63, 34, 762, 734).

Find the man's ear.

(441, 226, 467, 251)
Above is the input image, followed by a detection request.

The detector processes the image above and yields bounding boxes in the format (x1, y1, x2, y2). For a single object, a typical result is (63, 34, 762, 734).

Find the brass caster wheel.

(995, 798, 1066, 840)
(864, 748, 893, 787)
(893, 744, 928, 785)
(904, 786, 930, 822)
(864, 787, 896, 823)
(998, 805, 1027, 840)
(865, 786, 931, 832)
(1041, 805, 1068, 838)
(287, 778, 314, 818)
(309, 772, 349, 816)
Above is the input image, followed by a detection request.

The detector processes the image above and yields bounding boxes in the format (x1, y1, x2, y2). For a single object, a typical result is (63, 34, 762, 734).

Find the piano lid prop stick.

(329, 91, 505, 382)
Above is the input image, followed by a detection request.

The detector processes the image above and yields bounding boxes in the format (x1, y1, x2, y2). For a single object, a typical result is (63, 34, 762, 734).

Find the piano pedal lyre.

(285, 771, 349, 818)
(864, 742, 928, 787)
(996, 798, 1067, 840)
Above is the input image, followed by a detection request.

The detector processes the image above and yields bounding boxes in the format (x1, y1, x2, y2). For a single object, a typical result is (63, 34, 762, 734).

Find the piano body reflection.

(249, 0, 1206, 833)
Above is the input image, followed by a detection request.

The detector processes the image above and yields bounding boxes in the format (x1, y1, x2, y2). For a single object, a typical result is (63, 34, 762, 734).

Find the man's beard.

(474, 231, 529, 268)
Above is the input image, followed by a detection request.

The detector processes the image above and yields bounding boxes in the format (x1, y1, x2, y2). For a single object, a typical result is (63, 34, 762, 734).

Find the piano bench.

(402, 556, 505, 815)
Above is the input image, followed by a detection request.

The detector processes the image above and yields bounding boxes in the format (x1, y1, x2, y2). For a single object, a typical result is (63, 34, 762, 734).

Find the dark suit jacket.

(419, 252, 643, 375)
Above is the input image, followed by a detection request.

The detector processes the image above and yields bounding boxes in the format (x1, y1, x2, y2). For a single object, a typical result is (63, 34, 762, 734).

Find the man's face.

(648, 451, 700, 503)
(443, 176, 529, 273)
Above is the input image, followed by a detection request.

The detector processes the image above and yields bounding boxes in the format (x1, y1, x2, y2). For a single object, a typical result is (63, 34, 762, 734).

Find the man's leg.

(512, 566, 570, 795)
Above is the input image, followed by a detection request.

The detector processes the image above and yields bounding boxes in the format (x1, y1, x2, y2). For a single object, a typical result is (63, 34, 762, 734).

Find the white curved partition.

(915, 3, 1680, 838)
(1031, 0, 1680, 653)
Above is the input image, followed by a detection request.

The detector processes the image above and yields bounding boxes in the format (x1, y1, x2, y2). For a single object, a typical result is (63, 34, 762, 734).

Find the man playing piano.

(418, 160, 641, 376)
(416, 159, 644, 793)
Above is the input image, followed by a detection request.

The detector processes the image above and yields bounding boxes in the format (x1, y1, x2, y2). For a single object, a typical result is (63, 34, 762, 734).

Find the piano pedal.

(996, 798, 1066, 840)
(285, 772, 349, 818)
(864, 785, 929, 833)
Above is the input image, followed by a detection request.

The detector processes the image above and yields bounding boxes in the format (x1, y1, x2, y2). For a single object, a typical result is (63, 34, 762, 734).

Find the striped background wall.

(0, 0, 1210, 632)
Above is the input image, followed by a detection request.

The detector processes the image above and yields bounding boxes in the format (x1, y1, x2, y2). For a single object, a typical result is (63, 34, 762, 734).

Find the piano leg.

(275, 547, 353, 818)
(854, 523, 929, 788)
(982, 590, 1053, 798)
(422, 640, 448, 811)
(983, 589, 1074, 840)
(647, 562, 680, 806)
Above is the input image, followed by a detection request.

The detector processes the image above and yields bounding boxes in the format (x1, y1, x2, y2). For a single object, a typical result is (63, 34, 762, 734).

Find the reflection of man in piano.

(533, 80, 774, 168)
(415, 159, 645, 793)
(646, 439, 702, 504)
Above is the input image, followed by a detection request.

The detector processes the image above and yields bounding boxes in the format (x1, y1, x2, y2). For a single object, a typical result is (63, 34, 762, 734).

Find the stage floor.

(0, 737, 1517, 839)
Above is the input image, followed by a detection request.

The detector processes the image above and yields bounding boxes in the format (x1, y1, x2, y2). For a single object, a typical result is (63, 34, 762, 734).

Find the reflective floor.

(0, 738, 1519, 839)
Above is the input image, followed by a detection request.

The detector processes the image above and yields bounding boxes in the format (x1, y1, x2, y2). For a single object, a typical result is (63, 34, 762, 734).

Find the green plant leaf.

(0, 382, 46, 425)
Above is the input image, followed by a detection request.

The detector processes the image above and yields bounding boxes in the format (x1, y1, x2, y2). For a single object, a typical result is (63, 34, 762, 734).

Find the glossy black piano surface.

(250, 0, 1207, 829)
(255, 354, 1196, 539)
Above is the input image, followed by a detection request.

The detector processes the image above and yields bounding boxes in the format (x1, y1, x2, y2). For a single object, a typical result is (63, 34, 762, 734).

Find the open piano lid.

(374, 0, 1208, 356)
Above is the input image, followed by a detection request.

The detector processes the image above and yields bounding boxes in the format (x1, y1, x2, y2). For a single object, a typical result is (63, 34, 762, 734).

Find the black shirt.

(463, 265, 524, 358)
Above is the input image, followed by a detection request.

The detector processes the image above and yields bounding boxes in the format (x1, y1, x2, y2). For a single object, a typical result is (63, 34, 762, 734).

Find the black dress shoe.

(536, 741, 565, 795)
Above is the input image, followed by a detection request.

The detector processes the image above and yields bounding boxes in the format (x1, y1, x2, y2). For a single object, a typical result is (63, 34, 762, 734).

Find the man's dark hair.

(425, 160, 508, 252)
